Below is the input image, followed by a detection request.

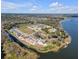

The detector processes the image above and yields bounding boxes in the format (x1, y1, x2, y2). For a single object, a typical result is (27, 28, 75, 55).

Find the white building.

(49, 28, 57, 33)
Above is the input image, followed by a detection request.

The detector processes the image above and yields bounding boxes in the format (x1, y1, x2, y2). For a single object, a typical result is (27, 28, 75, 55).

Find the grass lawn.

(18, 25, 34, 34)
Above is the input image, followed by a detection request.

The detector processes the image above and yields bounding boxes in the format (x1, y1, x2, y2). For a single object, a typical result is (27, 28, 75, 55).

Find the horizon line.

(1, 13, 78, 14)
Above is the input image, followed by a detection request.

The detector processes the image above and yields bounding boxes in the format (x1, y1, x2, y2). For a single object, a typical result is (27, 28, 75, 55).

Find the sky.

(1, 0, 78, 13)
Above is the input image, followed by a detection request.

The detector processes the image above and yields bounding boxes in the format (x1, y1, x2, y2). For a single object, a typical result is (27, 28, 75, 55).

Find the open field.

(18, 24, 34, 34)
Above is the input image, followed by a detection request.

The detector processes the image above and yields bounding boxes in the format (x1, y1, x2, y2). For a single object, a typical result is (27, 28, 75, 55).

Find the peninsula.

(2, 14, 71, 53)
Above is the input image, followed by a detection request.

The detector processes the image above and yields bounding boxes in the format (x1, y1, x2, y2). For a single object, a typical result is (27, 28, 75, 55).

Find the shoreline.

(4, 18, 72, 53)
(60, 19, 72, 48)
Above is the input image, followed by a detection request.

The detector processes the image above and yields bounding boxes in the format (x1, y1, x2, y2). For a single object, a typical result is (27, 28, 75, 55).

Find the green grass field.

(18, 24, 34, 34)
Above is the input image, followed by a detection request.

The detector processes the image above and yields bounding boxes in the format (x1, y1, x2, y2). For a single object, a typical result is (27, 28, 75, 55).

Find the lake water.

(39, 17, 78, 59)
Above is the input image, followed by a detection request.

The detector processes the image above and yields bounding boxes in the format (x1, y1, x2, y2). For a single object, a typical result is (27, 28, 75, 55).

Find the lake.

(39, 17, 78, 59)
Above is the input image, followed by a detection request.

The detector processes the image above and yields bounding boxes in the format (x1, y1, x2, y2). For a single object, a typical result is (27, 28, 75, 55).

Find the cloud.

(1, 0, 41, 11)
(1, 1, 17, 9)
(30, 5, 41, 11)
(49, 2, 62, 8)
(1, 1, 77, 13)
(49, 2, 77, 13)
(1, 1, 34, 9)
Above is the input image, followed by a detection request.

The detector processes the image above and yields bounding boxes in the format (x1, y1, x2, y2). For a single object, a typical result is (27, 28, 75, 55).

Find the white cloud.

(30, 5, 39, 11)
(1, 1, 41, 11)
(49, 2, 77, 13)
(1, 1, 34, 9)
(1, 1, 77, 13)
(1, 1, 17, 9)
(49, 2, 62, 8)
